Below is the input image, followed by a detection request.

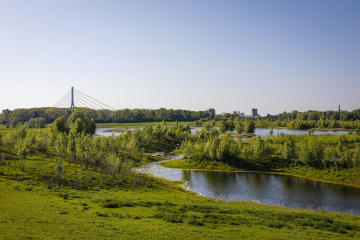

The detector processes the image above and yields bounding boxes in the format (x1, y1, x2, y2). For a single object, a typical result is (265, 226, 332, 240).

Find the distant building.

(239, 112, 245, 117)
(338, 103, 341, 111)
(252, 108, 258, 117)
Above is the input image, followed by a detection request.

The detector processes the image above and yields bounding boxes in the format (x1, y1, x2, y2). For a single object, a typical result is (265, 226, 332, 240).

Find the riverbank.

(0, 125, 49, 135)
(219, 133, 255, 138)
(162, 159, 360, 189)
(1, 154, 360, 239)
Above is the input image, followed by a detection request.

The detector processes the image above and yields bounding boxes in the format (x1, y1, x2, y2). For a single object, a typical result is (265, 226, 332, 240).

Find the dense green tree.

(218, 120, 227, 133)
(50, 116, 69, 134)
(235, 122, 244, 134)
(53, 158, 64, 187)
(244, 119, 255, 134)
(337, 135, 347, 157)
(10, 117, 19, 128)
(355, 126, 360, 136)
(226, 119, 235, 132)
(269, 128, 274, 136)
(252, 137, 271, 162)
(298, 139, 324, 168)
(16, 142, 30, 171)
(203, 122, 212, 131)
(282, 136, 297, 164)
(1, 109, 11, 121)
(70, 118, 85, 135)
(35, 117, 47, 128)
(68, 110, 96, 135)
(14, 125, 27, 140)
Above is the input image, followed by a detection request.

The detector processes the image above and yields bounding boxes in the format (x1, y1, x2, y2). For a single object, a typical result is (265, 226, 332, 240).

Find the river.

(136, 152, 360, 214)
(96, 128, 359, 214)
(96, 127, 349, 138)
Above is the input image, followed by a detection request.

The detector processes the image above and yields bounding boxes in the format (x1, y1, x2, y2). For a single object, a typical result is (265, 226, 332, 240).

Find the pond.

(190, 127, 349, 136)
(137, 152, 360, 214)
(96, 127, 349, 138)
(95, 128, 133, 137)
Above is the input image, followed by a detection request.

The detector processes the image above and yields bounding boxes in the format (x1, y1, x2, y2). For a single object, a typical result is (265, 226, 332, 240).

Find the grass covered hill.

(1, 150, 360, 239)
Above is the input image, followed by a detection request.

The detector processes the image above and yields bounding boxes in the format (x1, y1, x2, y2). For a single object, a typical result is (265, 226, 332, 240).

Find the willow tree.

(244, 119, 255, 134)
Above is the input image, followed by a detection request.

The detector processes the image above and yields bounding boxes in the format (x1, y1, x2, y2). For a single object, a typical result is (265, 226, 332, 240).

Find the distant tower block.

(252, 108, 258, 117)
(338, 103, 341, 111)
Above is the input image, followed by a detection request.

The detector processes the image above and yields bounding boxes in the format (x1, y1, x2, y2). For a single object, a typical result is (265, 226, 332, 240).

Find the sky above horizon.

(1, 0, 359, 115)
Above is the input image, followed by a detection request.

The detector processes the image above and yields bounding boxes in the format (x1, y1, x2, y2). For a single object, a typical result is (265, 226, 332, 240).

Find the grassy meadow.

(1, 148, 360, 239)
(0, 125, 49, 135)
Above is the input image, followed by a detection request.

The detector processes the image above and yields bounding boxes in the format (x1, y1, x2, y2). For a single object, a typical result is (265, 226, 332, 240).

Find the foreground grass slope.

(1, 149, 360, 239)
(1, 178, 360, 239)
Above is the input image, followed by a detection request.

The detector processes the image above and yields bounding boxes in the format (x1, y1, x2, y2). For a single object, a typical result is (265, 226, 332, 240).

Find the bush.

(96, 212, 109, 217)
(188, 219, 204, 226)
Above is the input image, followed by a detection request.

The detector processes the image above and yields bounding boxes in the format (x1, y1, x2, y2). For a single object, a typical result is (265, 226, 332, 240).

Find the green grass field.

(0, 125, 49, 135)
(1, 146, 360, 239)
(1, 167, 360, 239)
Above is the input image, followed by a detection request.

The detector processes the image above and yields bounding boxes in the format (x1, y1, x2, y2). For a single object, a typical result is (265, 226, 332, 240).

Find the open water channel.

(96, 128, 360, 214)
(96, 127, 349, 139)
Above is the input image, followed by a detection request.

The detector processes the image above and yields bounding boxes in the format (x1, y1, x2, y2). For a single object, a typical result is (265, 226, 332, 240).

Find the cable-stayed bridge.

(53, 87, 115, 110)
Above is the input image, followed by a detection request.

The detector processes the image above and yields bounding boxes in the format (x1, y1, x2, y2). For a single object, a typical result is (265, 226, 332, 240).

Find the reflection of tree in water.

(182, 170, 192, 182)
(179, 168, 360, 214)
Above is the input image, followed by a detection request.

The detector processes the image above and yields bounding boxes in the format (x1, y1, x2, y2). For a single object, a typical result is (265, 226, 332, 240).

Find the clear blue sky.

(1, 0, 359, 115)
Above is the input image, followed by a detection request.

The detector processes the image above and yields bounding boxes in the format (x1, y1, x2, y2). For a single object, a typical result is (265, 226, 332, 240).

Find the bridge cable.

(74, 90, 108, 110)
(54, 90, 71, 108)
(74, 94, 99, 110)
(74, 89, 115, 110)
(57, 93, 72, 108)
(74, 96, 92, 109)
(57, 94, 72, 108)
(54, 90, 71, 107)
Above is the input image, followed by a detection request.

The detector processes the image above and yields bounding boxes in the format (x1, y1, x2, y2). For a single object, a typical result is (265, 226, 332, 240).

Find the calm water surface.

(97, 127, 349, 138)
(190, 127, 349, 136)
(137, 152, 360, 214)
(95, 128, 133, 137)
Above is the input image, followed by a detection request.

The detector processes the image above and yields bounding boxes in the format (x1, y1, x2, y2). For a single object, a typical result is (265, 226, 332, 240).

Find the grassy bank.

(162, 158, 360, 188)
(0, 125, 49, 135)
(1, 152, 360, 239)
(219, 133, 255, 138)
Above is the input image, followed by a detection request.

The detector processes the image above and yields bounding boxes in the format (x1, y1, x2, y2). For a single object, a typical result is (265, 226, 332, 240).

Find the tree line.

(195, 118, 360, 131)
(1, 107, 216, 124)
(181, 133, 360, 171)
(276, 109, 360, 121)
(2, 107, 360, 130)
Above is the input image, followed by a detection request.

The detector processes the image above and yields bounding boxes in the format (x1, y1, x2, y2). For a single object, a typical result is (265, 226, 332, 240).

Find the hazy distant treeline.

(0, 107, 216, 124)
(1, 107, 360, 125)
(275, 109, 360, 121)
